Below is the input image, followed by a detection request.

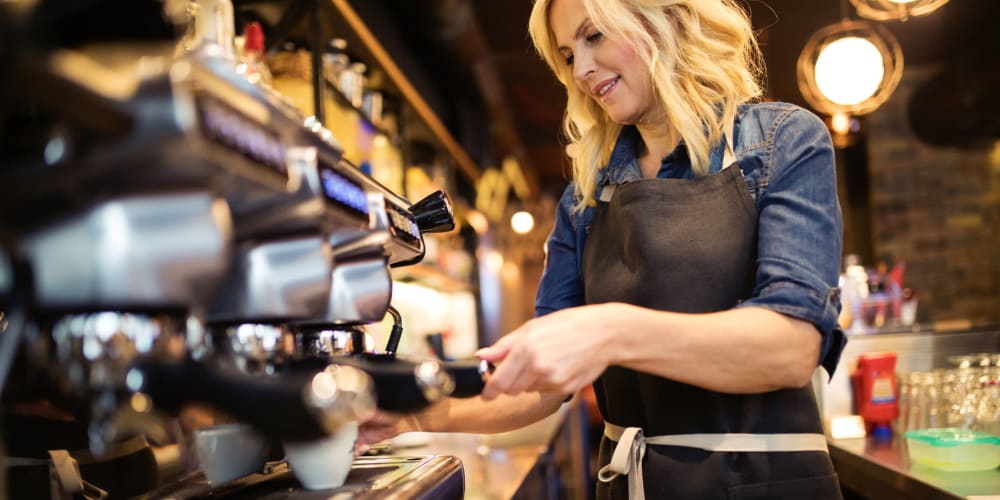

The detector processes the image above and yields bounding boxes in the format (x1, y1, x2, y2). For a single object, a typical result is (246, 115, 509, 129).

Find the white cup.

(193, 423, 269, 485)
(284, 421, 358, 490)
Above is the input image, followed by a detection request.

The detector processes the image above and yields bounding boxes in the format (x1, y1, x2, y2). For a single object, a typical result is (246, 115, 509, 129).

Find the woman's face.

(549, 0, 657, 125)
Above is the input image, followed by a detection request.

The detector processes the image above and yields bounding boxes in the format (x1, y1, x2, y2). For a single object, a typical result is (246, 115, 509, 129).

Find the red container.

(852, 352, 899, 437)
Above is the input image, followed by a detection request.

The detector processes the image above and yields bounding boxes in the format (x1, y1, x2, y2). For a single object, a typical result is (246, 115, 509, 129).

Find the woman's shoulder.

(736, 102, 826, 137)
(736, 101, 826, 150)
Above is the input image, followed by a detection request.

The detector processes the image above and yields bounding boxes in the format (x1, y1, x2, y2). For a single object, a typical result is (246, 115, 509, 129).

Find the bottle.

(853, 352, 899, 439)
(343, 62, 367, 109)
(179, 0, 236, 59)
(239, 21, 272, 87)
(841, 254, 870, 333)
(322, 38, 350, 88)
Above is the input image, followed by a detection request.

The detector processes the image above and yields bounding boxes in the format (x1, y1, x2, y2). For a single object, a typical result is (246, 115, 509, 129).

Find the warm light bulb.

(831, 112, 852, 135)
(466, 210, 489, 234)
(510, 211, 535, 234)
(814, 37, 885, 106)
(485, 251, 504, 272)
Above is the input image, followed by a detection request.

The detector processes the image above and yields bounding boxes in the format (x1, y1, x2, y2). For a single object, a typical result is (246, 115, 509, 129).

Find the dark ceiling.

(370, 0, 1000, 197)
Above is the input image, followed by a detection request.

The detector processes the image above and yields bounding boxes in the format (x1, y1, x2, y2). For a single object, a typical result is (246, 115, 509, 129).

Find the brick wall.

(864, 66, 1000, 324)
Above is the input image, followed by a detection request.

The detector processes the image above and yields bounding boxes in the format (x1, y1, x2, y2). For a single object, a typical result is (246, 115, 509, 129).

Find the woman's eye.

(564, 54, 575, 65)
(586, 31, 603, 43)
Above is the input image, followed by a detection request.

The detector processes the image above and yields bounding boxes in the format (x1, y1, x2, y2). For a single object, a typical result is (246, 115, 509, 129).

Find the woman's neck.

(635, 121, 679, 179)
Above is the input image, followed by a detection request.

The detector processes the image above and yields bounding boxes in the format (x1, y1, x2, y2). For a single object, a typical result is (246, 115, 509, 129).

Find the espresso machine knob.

(409, 190, 455, 234)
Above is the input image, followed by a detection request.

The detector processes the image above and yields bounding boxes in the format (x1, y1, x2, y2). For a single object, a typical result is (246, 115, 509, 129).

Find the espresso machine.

(0, 2, 473, 498)
(0, 29, 237, 495)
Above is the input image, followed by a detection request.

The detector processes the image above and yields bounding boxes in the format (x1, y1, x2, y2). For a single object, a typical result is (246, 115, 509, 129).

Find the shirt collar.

(596, 103, 749, 186)
(598, 126, 644, 186)
(599, 126, 693, 185)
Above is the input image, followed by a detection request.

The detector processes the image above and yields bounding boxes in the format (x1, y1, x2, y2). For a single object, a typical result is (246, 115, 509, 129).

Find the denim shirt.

(535, 102, 847, 376)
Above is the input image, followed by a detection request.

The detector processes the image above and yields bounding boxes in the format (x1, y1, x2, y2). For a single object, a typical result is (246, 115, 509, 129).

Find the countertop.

(380, 403, 572, 499)
(829, 435, 1000, 499)
(384, 433, 548, 499)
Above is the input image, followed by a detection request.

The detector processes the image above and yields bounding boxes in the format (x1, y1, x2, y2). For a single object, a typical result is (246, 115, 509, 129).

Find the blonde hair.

(529, 0, 764, 211)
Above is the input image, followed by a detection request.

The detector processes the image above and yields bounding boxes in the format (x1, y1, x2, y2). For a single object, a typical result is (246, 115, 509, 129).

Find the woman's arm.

(357, 391, 566, 448)
(478, 303, 817, 398)
(414, 391, 568, 433)
(614, 304, 819, 392)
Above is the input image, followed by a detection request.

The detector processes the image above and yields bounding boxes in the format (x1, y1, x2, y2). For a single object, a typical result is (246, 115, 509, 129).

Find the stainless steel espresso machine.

(0, 2, 479, 498)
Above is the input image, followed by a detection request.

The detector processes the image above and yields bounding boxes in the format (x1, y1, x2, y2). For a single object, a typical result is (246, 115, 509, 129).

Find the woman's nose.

(572, 49, 595, 83)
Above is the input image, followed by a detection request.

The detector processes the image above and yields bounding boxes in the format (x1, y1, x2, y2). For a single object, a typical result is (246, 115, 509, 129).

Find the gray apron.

(581, 132, 842, 500)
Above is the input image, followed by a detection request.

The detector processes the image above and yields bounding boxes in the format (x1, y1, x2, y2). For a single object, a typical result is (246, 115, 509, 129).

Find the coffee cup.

(193, 423, 269, 485)
(284, 421, 358, 490)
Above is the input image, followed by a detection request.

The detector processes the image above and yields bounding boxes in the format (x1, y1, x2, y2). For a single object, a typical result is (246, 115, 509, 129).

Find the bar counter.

(385, 432, 549, 499)
(380, 401, 588, 499)
(829, 435, 1000, 499)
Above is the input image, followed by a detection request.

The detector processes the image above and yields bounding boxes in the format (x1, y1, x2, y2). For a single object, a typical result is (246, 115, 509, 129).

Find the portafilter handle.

(300, 354, 455, 414)
(130, 357, 374, 442)
(441, 358, 495, 398)
(409, 190, 455, 234)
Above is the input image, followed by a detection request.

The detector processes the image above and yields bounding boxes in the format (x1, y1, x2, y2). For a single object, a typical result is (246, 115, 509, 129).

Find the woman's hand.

(476, 303, 621, 400)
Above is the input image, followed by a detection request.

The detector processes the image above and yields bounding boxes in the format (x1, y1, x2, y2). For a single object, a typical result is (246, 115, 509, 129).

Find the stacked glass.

(897, 353, 1000, 437)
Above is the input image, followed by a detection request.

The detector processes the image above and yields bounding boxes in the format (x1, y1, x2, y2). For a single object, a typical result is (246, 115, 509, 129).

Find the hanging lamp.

(848, 0, 950, 22)
(796, 19, 903, 117)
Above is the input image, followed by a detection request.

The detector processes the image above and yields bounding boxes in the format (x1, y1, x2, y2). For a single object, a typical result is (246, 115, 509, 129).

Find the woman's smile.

(594, 76, 620, 100)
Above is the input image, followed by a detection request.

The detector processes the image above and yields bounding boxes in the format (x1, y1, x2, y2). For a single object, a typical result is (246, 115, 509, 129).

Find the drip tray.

(144, 455, 464, 499)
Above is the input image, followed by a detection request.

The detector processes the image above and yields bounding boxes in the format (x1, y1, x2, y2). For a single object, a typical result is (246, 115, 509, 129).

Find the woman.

(360, 0, 847, 497)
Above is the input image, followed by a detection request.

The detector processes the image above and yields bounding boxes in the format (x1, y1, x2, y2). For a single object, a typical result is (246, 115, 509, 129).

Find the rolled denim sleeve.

(535, 184, 586, 317)
(737, 108, 847, 377)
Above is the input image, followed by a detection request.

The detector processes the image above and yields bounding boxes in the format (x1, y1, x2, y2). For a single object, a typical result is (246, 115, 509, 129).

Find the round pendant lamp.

(849, 0, 950, 22)
(797, 19, 903, 116)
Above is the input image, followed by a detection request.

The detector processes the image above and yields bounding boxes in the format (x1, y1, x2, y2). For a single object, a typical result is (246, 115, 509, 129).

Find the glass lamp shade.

(797, 20, 903, 116)
(849, 0, 950, 22)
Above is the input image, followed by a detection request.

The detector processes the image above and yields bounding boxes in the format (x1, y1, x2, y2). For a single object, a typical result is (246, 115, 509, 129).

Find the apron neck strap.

(722, 116, 737, 170)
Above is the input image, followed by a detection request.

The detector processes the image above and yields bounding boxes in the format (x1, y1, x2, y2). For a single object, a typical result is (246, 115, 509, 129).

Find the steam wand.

(383, 305, 403, 357)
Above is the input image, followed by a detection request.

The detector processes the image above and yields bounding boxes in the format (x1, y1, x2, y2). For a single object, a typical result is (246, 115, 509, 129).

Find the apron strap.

(721, 116, 737, 170)
(598, 422, 828, 499)
(596, 426, 646, 500)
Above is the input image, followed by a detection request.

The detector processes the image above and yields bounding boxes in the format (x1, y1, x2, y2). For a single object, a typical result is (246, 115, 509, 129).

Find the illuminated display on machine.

(385, 203, 420, 245)
(319, 166, 369, 218)
(197, 96, 287, 178)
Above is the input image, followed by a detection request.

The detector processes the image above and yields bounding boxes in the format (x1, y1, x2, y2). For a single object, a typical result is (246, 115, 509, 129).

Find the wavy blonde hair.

(529, 0, 764, 211)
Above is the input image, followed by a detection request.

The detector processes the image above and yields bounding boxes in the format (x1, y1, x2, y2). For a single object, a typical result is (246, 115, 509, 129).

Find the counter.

(829, 435, 1000, 499)
(383, 433, 548, 499)
(813, 324, 1000, 420)
(380, 400, 589, 500)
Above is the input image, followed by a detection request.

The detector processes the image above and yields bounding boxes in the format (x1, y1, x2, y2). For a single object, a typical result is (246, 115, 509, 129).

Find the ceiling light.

(510, 211, 535, 234)
(814, 37, 885, 106)
(849, 0, 950, 21)
(797, 20, 903, 116)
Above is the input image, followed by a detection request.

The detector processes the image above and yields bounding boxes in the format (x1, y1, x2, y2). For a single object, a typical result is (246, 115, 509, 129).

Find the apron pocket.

(728, 473, 842, 500)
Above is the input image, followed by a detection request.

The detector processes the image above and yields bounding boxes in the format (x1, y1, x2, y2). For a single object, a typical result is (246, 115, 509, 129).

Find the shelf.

(327, 0, 480, 184)
(238, 0, 482, 187)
